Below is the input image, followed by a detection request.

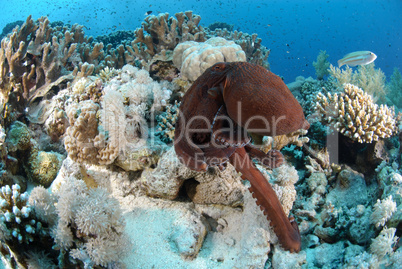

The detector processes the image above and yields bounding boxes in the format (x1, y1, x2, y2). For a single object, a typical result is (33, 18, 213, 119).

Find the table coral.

(316, 83, 396, 143)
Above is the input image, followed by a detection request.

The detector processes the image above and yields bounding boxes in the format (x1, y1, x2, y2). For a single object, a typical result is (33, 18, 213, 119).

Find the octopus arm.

(229, 147, 301, 252)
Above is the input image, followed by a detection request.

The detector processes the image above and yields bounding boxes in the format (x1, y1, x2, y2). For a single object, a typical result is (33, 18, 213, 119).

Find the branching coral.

(0, 15, 105, 128)
(133, 11, 205, 62)
(0, 184, 39, 244)
(316, 83, 396, 143)
(156, 101, 180, 144)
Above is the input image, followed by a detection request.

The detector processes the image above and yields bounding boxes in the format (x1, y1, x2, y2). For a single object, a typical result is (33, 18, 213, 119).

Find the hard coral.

(156, 101, 180, 144)
(65, 65, 172, 167)
(26, 149, 64, 188)
(205, 28, 270, 69)
(135, 11, 205, 60)
(0, 15, 102, 126)
(316, 83, 396, 143)
(64, 100, 101, 164)
(5, 121, 31, 152)
(173, 37, 246, 81)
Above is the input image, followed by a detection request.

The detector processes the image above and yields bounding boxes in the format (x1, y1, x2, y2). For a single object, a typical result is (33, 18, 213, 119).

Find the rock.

(326, 167, 368, 209)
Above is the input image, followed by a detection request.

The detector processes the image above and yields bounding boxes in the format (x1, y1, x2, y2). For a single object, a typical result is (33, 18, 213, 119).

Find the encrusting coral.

(316, 83, 396, 143)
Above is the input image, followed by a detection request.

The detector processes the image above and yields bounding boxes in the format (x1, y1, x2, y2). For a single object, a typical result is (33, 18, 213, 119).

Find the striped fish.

(338, 51, 377, 67)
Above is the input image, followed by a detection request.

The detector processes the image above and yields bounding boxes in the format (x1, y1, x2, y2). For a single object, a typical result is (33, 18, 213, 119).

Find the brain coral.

(316, 83, 396, 143)
(172, 37, 246, 81)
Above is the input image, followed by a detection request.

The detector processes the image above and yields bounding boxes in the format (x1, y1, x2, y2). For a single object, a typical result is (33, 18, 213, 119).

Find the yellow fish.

(338, 51, 377, 67)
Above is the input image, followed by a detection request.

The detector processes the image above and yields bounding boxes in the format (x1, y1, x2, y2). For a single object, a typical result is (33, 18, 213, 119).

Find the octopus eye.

(212, 63, 225, 71)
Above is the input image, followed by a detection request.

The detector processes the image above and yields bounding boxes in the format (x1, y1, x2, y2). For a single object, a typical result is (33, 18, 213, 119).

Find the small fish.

(145, 11, 152, 15)
(338, 51, 377, 67)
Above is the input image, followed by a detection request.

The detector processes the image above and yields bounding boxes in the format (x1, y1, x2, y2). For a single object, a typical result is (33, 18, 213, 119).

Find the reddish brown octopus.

(174, 62, 309, 252)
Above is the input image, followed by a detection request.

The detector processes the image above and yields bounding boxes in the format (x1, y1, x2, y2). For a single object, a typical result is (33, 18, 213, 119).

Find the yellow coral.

(316, 83, 396, 143)
(97, 66, 117, 82)
(27, 150, 63, 187)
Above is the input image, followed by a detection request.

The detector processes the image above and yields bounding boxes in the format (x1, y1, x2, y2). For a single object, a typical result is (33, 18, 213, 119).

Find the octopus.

(174, 62, 309, 252)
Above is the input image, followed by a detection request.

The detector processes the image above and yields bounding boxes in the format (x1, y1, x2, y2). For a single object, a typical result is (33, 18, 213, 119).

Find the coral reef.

(0, 10, 401, 269)
(316, 83, 396, 143)
(207, 21, 234, 31)
(0, 16, 94, 120)
(64, 65, 172, 167)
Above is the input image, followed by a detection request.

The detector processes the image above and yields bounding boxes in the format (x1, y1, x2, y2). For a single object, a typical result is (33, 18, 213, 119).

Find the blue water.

(1, 0, 400, 83)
